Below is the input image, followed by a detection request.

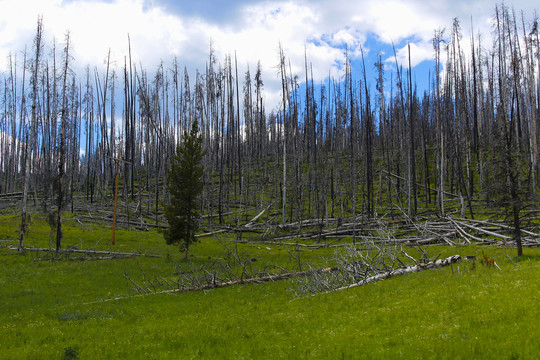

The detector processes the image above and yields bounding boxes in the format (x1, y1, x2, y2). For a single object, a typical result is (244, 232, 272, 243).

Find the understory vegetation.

(1, 2, 540, 358)
(1, 211, 539, 359)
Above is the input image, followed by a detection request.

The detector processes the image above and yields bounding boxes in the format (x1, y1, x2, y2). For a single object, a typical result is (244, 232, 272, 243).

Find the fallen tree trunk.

(331, 255, 461, 293)
(85, 266, 337, 304)
(165, 267, 336, 294)
(34, 255, 133, 261)
(454, 221, 512, 240)
(245, 204, 272, 228)
(382, 170, 460, 198)
(459, 218, 540, 238)
(195, 229, 230, 238)
(8, 246, 162, 258)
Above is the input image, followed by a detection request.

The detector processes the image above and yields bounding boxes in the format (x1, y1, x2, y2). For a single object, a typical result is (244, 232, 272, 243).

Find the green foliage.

(63, 346, 79, 360)
(164, 119, 206, 256)
(1, 214, 539, 359)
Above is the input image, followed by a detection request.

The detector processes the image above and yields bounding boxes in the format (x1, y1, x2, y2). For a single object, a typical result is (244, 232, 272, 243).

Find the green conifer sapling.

(164, 119, 205, 258)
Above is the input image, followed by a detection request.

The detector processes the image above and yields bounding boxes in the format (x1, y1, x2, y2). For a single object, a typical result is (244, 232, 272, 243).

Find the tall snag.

(56, 31, 72, 252)
(19, 16, 43, 251)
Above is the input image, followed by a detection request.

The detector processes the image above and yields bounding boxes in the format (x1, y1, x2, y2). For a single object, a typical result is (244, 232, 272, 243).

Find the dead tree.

(19, 16, 43, 251)
(56, 31, 72, 252)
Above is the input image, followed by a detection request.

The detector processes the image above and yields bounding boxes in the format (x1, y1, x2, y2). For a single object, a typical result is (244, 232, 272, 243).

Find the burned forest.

(3, 3, 540, 359)
(1, 6, 540, 256)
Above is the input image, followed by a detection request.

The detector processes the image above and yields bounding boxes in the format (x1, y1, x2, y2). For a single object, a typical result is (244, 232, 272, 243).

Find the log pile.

(248, 216, 540, 248)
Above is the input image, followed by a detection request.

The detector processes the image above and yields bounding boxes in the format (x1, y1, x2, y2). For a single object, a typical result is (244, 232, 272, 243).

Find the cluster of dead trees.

(1, 5, 539, 255)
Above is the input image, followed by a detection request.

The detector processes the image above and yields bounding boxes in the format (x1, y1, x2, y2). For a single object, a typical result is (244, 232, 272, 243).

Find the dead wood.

(447, 217, 474, 243)
(78, 215, 167, 229)
(195, 229, 230, 238)
(331, 255, 461, 293)
(8, 246, 162, 257)
(34, 255, 134, 261)
(382, 170, 460, 198)
(453, 220, 512, 240)
(85, 266, 336, 304)
(460, 218, 540, 237)
(244, 204, 272, 228)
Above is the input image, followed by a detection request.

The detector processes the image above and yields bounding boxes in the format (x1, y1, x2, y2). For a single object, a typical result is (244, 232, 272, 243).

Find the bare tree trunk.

(408, 43, 417, 218)
(56, 31, 71, 252)
(20, 17, 42, 251)
(279, 44, 288, 226)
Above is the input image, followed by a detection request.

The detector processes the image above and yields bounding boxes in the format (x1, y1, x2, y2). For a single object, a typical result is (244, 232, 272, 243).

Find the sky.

(0, 0, 538, 112)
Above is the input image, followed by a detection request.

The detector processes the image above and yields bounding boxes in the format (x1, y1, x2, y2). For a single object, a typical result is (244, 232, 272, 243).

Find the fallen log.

(33, 255, 132, 261)
(195, 229, 230, 238)
(522, 238, 540, 247)
(84, 266, 336, 304)
(245, 204, 272, 228)
(331, 255, 461, 293)
(460, 218, 540, 238)
(8, 246, 162, 258)
(447, 217, 474, 244)
(166, 267, 336, 294)
(454, 221, 512, 240)
(382, 170, 460, 198)
(78, 216, 167, 229)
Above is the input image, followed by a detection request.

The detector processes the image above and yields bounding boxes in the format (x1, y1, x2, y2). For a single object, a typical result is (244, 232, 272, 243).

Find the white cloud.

(328, 28, 360, 48)
(360, 1, 440, 43)
(0, 0, 189, 70)
(391, 41, 435, 68)
(1, 0, 538, 112)
(198, 1, 352, 111)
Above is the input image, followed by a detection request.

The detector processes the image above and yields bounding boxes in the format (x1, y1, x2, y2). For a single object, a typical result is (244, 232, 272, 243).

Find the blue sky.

(0, 0, 538, 111)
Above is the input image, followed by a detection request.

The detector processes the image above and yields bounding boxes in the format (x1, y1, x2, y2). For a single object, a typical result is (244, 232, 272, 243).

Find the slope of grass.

(0, 213, 539, 359)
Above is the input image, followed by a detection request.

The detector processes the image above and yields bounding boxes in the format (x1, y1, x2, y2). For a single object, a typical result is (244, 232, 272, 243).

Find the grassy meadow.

(1, 213, 539, 359)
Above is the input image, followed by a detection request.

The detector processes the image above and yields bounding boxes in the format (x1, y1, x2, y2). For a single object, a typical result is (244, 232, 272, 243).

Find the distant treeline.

(1, 4, 539, 247)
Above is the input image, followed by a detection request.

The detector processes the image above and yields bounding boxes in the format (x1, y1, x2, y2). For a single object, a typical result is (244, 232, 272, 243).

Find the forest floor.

(1, 211, 539, 359)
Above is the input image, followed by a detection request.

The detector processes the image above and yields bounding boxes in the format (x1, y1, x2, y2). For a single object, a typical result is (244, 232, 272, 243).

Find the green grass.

(1, 213, 539, 359)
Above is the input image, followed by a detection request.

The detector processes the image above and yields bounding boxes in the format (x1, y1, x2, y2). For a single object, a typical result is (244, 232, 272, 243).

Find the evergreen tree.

(164, 119, 205, 258)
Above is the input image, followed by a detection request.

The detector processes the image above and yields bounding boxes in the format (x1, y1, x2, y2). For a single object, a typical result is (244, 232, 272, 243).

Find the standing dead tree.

(1, 5, 539, 253)
(19, 16, 43, 251)
(55, 31, 72, 252)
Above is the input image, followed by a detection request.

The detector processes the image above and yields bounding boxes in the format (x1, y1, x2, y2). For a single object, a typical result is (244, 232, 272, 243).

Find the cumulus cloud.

(0, 0, 188, 71)
(0, 0, 537, 111)
(390, 41, 435, 69)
